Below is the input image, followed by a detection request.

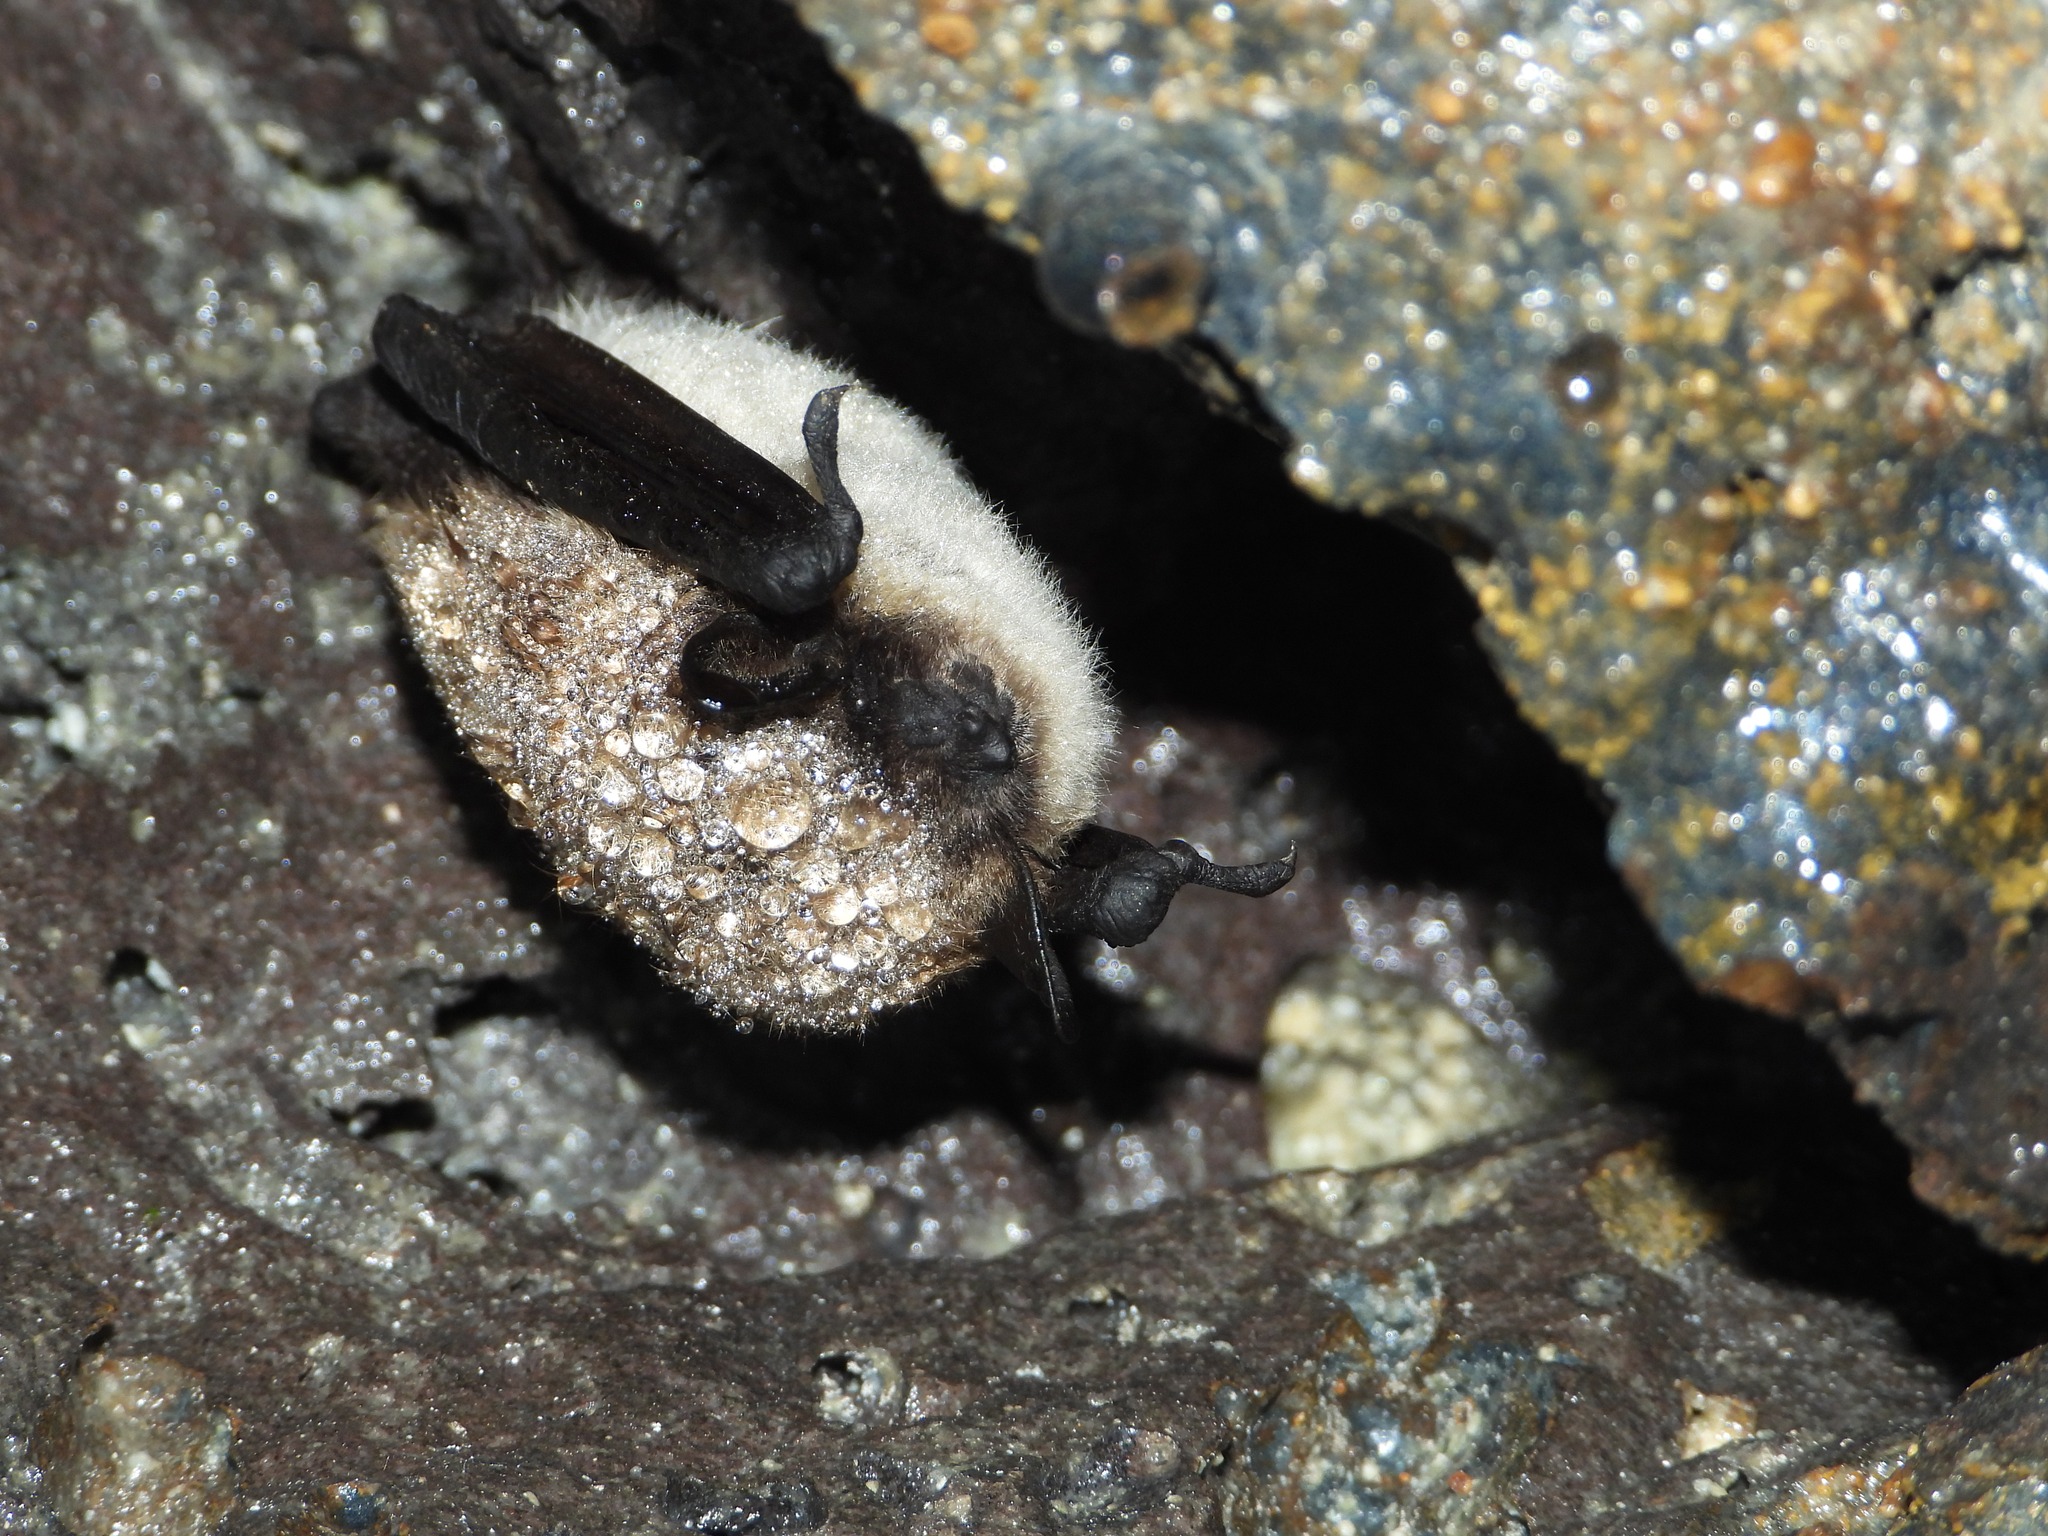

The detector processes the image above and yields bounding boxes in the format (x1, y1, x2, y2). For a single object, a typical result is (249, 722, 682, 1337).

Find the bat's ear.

(1046, 825, 1296, 949)
(802, 385, 861, 525)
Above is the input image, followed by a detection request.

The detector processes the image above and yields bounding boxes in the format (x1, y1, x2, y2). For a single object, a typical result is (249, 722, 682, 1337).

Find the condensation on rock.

(792, 0, 2048, 1247)
(0, 174, 455, 812)
(378, 1012, 1059, 1274)
(110, 960, 484, 1288)
(1255, 885, 1565, 1176)
(1262, 946, 1565, 1176)
(0, 0, 468, 804)
(372, 486, 990, 1029)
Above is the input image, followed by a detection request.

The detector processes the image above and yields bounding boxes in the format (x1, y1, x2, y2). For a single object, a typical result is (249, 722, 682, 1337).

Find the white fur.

(543, 296, 1116, 839)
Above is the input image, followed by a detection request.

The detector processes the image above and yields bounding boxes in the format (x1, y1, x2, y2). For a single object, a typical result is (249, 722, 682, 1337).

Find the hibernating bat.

(316, 295, 1293, 1030)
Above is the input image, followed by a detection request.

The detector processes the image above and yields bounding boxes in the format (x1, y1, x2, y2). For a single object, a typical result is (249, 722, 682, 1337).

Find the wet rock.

(662, 1474, 825, 1533)
(812, 1347, 906, 1429)
(791, 0, 2048, 1252)
(32, 1355, 238, 1536)
(3, 0, 2046, 1530)
(1262, 934, 1565, 1175)
(0, 1232, 106, 1536)
(1220, 1261, 1553, 1536)
(370, 1000, 1254, 1271)
(1591, 1344, 2048, 1535)
(302, 1111, 2010, 1529)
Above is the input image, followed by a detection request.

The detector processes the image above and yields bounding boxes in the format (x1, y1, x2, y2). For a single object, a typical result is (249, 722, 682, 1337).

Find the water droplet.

(795, 856, 842, 894)
(587, 815, 632, 857)
(655, 758, 707, 802)
(683, 867, 724, 900)
(886, 901, 933, 941)
(627, 830, 675, 878)
(633, 712, 688, 760)
(1546, 333, 1626, 422)
(595, 763, 639, 808)
(729, 774, 814, 850)
(602, 728, 633, 758)
(759, 885, 793, 918)
(831, 799, 881, 850)
(818, 886, 862, 926)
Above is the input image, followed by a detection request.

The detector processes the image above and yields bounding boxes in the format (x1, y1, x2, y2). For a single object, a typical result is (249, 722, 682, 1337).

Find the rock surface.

(1, 0, 2046, 1530)
(792, 0, 2048, 1255)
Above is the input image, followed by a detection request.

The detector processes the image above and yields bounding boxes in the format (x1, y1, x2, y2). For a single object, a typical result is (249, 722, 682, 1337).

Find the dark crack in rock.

(791, 0, 2048, 1253)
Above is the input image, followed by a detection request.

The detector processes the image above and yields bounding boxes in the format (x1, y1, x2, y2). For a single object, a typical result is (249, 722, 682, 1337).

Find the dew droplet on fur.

(830, 799, 882, 850)
(655, 757, 707, 802)
(886, 901, 934, 941)
(795, 856, 841, 894)
(729, 775, 814, 850)
(818, 886, 862, 927)
(627, 829, 675, 878)
(632, 712, 688, 759)
(587, 815, 632, 858)
(595, 762, 639, 808)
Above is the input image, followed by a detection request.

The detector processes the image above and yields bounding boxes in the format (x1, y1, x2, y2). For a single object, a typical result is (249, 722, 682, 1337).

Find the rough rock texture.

(3, 0, 2047, 1529)
(1594, 1344, 2048, 1535)
(789, 0, 2048, 1255)
(0, 1099, 2034, 1534)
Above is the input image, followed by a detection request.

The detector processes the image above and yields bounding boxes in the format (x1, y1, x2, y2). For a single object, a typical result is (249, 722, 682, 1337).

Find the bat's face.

(340, 296, 1293, 1030)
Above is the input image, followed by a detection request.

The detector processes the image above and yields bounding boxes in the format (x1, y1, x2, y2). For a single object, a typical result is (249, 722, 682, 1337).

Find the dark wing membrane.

(987, 842, 1076, 1035)
(371, 296, 860, 614)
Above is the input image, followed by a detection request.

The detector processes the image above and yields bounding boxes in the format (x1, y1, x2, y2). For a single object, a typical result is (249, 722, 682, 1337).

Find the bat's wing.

(371, 296, 860, 615)
(988, 842, 1077, 1036)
